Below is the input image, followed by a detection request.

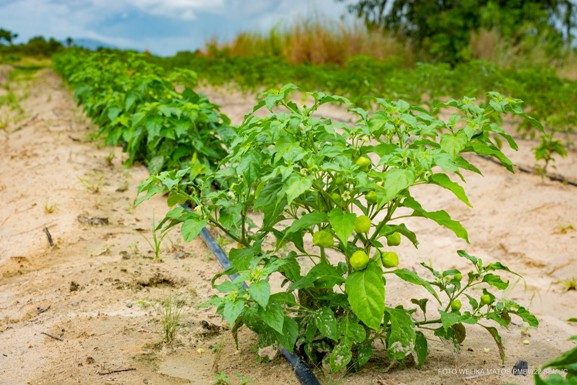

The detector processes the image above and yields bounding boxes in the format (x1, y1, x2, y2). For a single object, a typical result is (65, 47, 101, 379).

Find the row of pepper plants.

(54, 49, 576, 383)
(53, 48, 233, 175)
(153, 52, 574, 175)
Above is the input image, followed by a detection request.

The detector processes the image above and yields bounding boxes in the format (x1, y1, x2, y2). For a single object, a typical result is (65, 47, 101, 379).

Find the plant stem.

(207, 215, 244, 245)
(415, 318, 442, 326)
(320, 247, 328, 264)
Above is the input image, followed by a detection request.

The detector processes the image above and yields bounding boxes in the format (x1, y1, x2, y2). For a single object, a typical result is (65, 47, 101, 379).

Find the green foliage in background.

(0, 28, 18, 45)
(337, 0, 576, 63)
(0, 28, 63, 59)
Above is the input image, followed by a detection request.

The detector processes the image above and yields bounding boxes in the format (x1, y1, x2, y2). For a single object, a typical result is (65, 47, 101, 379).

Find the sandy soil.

(0, 68, 576, 385)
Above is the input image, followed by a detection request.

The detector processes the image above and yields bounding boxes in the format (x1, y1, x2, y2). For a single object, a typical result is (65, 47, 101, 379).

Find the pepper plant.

(138, 84, 538, 372)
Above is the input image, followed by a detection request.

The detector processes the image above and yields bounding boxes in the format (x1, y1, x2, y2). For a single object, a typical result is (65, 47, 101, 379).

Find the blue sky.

(0, 0, 352, 56)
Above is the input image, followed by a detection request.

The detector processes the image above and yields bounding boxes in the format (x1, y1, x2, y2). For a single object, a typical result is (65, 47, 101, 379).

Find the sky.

(0, 0, 353, 56)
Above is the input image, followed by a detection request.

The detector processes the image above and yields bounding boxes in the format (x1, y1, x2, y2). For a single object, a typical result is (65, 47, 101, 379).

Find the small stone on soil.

(512, 360, 529, 376)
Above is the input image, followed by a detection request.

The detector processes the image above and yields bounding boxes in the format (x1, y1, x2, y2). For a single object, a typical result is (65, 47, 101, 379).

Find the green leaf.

(312, 92, 351, 106)
(284, 211, 327, 235)
(378, 223, 419, 248)
(259, 303, 284, 334)
(470, 142, 514, 172)
(269, 292, 297, 308)
(254, 176, 287, 228)
(429, 173, 471, 207)
(329, 209, 357, 245)
(330, 340, 353, 372)
(223, 299, 245, 326)
(403, 197, 469, 242)
(262, 84, 298, 111)
(379, 169, 415, 205)
(238, 152, 261, 185)
(413, 331, 428, 368)
(125, 93, 138, 111)
(313, 307, 338, 341)
(167, 191, 189, 206)
(215, 280, 241, 293)
(480, 324, 506, 364)
(284, 174, 313, 204)
(451, 322, 467, 344)
(277, 254, 301, 283)
(440, 311, 477, 330)
(356, 342, 373, 368)
(434, 153, 460, 172)
(181, 218, 207, 242)
(147, 155, 165, 175)
(164, 206, 185, 220)
(411, 298, 429, 315)
(386, 307, 416, 362)
(512, 305, 539, 327)
(145, 118, 162, 140)
(135, 183, 164, 206)
(345, 262, 385, 330)
(159, 105, 181, 118)
(391, 268, 441, 303)
(542, 346, 577, 370)
(521, 113, 544, 132)
(230, 241, 262, 272)
(248, 281, 271, 308)
(364, 142, 396, 157)
(482, 273, 509, 290)
(276, 317, 298, 353)
(338, 315, 366, 344)
(275, 135, 306, 164)
(535, 374, 577, 385)
(485, 261, 519, 276)
(457, 250, 479, 266)
(486, 312, 510, 328)
(289, 262, 345, 291)
(107, 106, 122, 121)
(440, 131, 468, 158)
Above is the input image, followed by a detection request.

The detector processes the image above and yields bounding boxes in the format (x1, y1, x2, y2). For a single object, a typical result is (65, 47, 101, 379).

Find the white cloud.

(122, 0, 227, 20)
(249, 0, 352, 32)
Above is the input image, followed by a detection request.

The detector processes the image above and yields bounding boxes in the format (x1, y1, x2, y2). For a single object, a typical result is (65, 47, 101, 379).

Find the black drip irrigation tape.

(198, 226, 322, 385)
(199, 228, 242, 283)
(479, 155, 577, 187)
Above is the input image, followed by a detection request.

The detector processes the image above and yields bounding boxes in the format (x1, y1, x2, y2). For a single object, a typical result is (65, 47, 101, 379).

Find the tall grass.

(469, 27, 577, 80)
(204, 16, 576, 74)
(205, 16, 414, 66)
(557, 51, 577, 80)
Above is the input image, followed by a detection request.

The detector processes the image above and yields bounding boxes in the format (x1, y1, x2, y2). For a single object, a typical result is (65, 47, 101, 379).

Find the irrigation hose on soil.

(198, 227, 322, 385)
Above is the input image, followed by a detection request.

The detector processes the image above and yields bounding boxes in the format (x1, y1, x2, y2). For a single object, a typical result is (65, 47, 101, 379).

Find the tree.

(21, 36, 63, 56)
(337, 0, 577, 63)
(0, 28, 18, 45)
